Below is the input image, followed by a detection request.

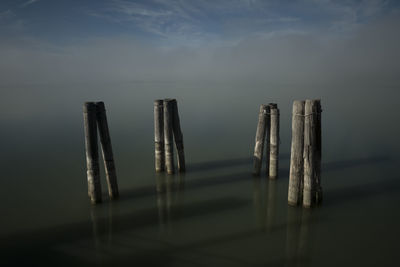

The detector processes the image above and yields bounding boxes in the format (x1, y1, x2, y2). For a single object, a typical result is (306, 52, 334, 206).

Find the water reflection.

(90, 202, 115, 247)
(155, 173, 185, 234)
(266, 179, 276, 232)
(285, 207, 314, 267)
(252, 177, 277, 231)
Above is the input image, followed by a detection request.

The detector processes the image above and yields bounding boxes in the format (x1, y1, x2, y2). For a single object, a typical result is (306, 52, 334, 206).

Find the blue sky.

(0, 0, 399, 85)
(1, 0, 399, 45)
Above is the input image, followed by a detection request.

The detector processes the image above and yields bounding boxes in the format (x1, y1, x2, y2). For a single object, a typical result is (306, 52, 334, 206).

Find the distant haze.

(1, 0, 400, 158)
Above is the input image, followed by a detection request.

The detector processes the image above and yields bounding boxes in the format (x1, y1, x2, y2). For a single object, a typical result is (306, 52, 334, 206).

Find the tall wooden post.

(265, 107, 271, 177)
(83, 102, 102, 204)
(154, 100, 165, 172)
(171, 99, 186, 172)
(303, 100, 318, 208)
(253, 105, 270, 176)
(96, 102, 119, 199)
(288, 100, 305, 206)
(315, 100, 323, 204)
(269, 103, 279, 179)
(164, 99, 175, 174)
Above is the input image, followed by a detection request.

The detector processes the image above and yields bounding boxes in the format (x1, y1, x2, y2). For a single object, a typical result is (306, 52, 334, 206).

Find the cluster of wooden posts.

(83, 99, 322, 208)
(251, 100, 322, 208)
(288, 100, 322, 208)
(83, 102, 119, 204)
(154, 99, 186, 174)
(252, 103, 280, 178)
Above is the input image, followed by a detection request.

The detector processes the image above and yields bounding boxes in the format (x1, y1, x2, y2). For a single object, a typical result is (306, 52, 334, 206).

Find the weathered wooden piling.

(83, 102, 102, 204)
(265, 108, 271, 177)
(303, 100, 318, 208)
(315, 100, 323, 204)
(269, 103, 279, 179)
(253, 105, 270, 176)
(288, 100, 305, 206)
(163, 99, 175, 174)
(171, 99, 186, 172)
(96, 102, 119, 199)
(154, 100, 165, 172)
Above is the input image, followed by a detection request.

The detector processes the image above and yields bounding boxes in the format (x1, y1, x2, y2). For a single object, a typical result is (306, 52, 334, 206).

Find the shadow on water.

(3, 155, 394, 265)
(322, 155, 391, 172)
(120, 155, 391, 202)
(0, 196, 248, 265)
(119, 171, 254, 202)
(187, 154, 290, 172)
(324, 176, 400, 207)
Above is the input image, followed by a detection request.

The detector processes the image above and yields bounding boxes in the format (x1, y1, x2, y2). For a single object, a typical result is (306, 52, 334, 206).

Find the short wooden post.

(315, 100, 323, 204)
(269, 103, 279, 179)
(96, 102, 119, 199)
(253, 105, 270, 176)
(288, 100, 305, 206)
(163, 99, 175, 174)
(154, 100, 165, 172)
(171, 99, 186, 172)
(83, 102, 102, 204)
(303, 99, 318, 208)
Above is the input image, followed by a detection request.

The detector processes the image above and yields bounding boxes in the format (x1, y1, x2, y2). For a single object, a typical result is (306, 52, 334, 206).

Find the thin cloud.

(0, 9, 15, 19)
(88, 0, 396, 45)
(20, 0, 39, 8)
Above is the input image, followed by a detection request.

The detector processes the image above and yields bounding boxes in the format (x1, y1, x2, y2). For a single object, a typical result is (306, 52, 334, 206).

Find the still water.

(1, 81, 399, 266)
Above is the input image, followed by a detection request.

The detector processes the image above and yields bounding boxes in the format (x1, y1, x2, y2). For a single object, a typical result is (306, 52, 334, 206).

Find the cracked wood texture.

(154, 100, 165, 172)
(163, 99, 175, 174)
(303, 99, 318, 208)
(288, 100, 305, 206)
(315, 100, 323, 204)
(269, 103, 279, 179)
(171, 99, 186, 172)
(96, 101, 119, 200)
(253, 104, 270, 176)
(83, 102, 102, 204)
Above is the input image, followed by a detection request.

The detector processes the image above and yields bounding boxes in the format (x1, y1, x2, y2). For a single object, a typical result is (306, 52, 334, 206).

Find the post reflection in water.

(155, 173, 185, 234)
(156, 173, 167, 232)
(89, 202, 115, 262)
(253, 177, 265, 229)
(252, 177, 277, 231)
(285, 207, 313, 267)
(266, 179, 276, 231)
(90, 202, 115, 242)
(90, 206, 100, 249)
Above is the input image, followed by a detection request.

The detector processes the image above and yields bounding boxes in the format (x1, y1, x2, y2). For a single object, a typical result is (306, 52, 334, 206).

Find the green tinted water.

(1, 81, 399, 266)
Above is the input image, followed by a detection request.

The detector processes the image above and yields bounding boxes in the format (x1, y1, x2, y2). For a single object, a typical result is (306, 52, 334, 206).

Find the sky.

(0, 0, 399, 86)
(0, 0, 400, 183)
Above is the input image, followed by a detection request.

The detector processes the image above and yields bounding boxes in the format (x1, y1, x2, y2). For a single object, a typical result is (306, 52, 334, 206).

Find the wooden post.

(265, 107, 271, 177)
(288, 100, 305, 206)
(83, 102, 102, 204)
(96, 102, 119, 200)
(303, 99, 318, 208)
(253, 105, 270, 176)
(171, 99, 186, 172)
(315, 100, 323, 204)
(269, 103, 279, 179)
(163, 99, 175, 174)
(154, 100, 165, 172)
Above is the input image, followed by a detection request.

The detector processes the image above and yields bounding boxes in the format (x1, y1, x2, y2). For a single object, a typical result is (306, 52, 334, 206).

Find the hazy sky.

(1, 1, 400, 185)
(0, 0, 399, 85)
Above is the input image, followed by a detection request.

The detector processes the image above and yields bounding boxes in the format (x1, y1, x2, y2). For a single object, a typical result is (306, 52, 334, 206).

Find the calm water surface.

(1, 82, 399, 266)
